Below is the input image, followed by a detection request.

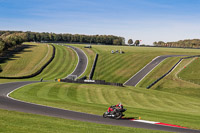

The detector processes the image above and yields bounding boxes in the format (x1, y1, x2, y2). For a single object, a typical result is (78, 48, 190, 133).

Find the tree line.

(0, 30, 125, 53)
(0, 32, 27, 53)
(153, 39, 200, 48)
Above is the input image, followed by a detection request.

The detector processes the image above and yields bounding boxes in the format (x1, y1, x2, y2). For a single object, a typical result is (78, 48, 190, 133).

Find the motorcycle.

(103, 107, 126, 120)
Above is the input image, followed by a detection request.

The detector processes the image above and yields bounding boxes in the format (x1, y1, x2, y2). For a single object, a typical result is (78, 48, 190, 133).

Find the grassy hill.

(178, 57, 200, 84)
(88, 45, 200, 83)
(139, 56, 200, 98)
(0, 43, 53, 77)
(30, 44, 78, 80)
(0, 43, 78, 83)
(2, 43, 200, 132)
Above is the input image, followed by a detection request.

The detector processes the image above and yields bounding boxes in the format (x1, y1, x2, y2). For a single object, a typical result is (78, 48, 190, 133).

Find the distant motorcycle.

(103, 107, 126, 120)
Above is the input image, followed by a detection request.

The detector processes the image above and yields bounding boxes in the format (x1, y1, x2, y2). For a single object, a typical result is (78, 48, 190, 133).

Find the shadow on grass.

(0, 44, 36, 65)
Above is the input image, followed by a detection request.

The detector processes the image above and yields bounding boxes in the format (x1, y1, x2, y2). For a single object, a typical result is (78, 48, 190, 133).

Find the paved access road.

(124, 55, 185, 86)
(0, 81, 200, 133)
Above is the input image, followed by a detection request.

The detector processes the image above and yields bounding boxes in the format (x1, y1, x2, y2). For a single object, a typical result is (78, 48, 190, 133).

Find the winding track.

(124, 55, 186, 86)
(0, 46, 199, 133)
(64, 45, 88, 79)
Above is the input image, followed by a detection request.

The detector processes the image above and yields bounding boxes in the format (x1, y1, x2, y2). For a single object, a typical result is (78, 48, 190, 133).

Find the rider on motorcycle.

(107, 103, 123, 114)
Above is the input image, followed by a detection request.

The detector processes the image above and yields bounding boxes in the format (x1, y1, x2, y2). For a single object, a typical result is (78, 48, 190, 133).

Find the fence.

(60, 78, 123, 87)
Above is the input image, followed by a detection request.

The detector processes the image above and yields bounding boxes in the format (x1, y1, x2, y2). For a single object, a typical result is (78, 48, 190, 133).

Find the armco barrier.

(89, 54, 98, 80)
(60, 79, 123, 87)
(0, 44, 55, 79)
(147, 55, 200, 89)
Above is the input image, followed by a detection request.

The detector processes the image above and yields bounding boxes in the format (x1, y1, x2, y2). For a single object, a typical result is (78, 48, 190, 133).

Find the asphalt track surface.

(0, 46, 199, 133)
(124, 55, 186, 86)
(64, 45, 88, 79)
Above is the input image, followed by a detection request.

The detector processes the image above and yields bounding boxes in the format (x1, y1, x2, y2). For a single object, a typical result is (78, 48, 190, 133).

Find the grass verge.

(178, 57, 200, 84)
(0, 109, 168, 133)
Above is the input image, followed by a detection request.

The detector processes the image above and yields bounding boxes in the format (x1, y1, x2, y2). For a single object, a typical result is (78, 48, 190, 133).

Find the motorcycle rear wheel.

(115, 112, 122, 120)
(103, 113, 107, 118)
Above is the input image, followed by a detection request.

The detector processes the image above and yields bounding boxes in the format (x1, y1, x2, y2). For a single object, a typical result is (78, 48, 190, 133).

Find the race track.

(0, 81, 200, 133)
(0, 46, 199, 133)
(64, 45, 88, 79)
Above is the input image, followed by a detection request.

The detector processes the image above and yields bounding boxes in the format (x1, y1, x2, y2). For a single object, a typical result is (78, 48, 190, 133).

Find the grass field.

(10, 82, 200, 130)
(178, 57, 200, 84)
(30, 44, 78, 80)
(143, 57, 200, 98)
(0, 44, 78, 83)
(88, 45, 200, 83)
(0, 109, 167, 133)
(0, 43, 53, 77)
(2, 44, 200, 132)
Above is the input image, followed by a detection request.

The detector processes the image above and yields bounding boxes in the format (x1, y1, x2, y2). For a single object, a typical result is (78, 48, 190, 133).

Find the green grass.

(145, 57, 200, 98)
(1, 44, 200, 84)
(88, 45, 200, 83)
(0, 44, 78, 83)
(178, 57, 200, 84)
(30, 44, 78, 80)
(131, 48, 200, 99)
(10, 82, 200, 130)
(1, 44, 200, 131)
(0, 109, 167, 133)
(0, 43, 53, 77)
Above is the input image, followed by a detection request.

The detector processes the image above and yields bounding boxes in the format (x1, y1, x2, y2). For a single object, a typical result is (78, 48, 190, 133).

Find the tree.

(134, 40, 140, 46)
(157, 41, 165, 46)
(128, 39, 133, 45)
(113, 39, 121, 45)
(0, 30, 126, 47)
(153, 41, 157, 46)
(0, 40, 5, 52)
